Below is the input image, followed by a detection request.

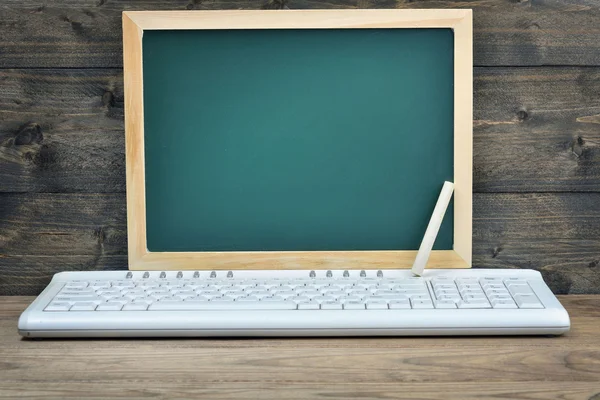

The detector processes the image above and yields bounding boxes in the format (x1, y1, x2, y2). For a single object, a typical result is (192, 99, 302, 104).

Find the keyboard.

(18, 269, 570, 338)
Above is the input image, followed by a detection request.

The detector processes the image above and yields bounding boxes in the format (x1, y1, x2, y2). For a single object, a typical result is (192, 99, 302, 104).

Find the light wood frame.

(123, 9, 473, 271)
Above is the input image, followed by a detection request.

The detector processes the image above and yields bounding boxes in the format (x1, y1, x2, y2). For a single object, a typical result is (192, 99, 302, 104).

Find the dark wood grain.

(474, 67, 600, 192)
(473, 193, 600, 295)
(1, 192, 599, 295)
(0, 69, 124, 193)
(2, 1, 600, 68)
(0, 193, 127, 295)
(0, 256, 128, 296)
(0, 193, 126, 256)
(1, 295, 599, 399)
(1, 67, 599, 193)
(1, 2, 600, 296)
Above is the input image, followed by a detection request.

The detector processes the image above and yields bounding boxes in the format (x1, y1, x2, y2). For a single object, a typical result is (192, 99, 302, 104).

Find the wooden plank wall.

(0, 0, 599, 295)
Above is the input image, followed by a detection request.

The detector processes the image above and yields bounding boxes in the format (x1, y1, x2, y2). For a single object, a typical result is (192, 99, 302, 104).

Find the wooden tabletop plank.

(2, 1, 600, 67)
(0, 381, 597, 400)
(0, 296, 599, 399)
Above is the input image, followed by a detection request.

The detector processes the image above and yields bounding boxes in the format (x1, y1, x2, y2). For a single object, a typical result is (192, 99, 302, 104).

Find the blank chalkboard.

(142, 28, 454, 253)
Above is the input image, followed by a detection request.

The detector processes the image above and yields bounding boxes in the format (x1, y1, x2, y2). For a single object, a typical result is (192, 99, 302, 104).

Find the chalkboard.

(142, 28, 455, 253)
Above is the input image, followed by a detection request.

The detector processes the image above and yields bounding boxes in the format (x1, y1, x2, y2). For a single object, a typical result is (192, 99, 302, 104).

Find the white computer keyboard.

(18, 269, 570, 338)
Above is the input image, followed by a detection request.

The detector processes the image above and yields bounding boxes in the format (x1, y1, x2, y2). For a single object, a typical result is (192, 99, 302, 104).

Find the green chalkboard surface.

(143, 28, 454, 252)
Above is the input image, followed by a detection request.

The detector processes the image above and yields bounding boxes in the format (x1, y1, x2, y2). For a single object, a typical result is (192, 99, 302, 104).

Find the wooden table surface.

(1, 295, 599, 399)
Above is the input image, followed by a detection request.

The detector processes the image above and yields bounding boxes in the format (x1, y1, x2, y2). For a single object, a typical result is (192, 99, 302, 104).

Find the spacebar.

(148, 301, 297, 311)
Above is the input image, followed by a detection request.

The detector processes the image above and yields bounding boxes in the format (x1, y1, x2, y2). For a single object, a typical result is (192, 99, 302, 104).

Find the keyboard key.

(395, 290, 429, 297)
(411, 300, 434, 309)
(353, 283, 373, 290)
(250, 292, 272, 300)
(394, 285, 427, 291)
(462, 294, 488, 301)
(318, 295, 336, 303)
(148, 301, 297, 311)
(58, 290, 97, 296)
(173, 289, 196, 296)
(122, 288, 146, 295)
(432, 283, 457, 289)
(491, 300, 518, 309)
(434, 289, 459, 296)
(298, 302, 320, 310)
(485, 289, 510, 296)
(325, 290, 347, 298)
(482, 284, 506, 290)
(263, 282, 283, 289)
(155, 299, 183, 305)
(456, 278, 479, 284)
(396, 278, 422, 283)
(220, 287, 244, 296)
(291, 296, 310, 303)
(436, 295, 461, 302)
(274, 291, 296, 299)
(321, 302, 343, 310)
(236, 296, 259, 302)
(149, 294, 170, 301)
(458, 300, 491, 309)
(514, 294, 544, 309)
(55, 296, 101, 303)
(366, 301, 388, 310)
(480, 277, 503, 283)
(70, 302, 98, 311)
(122, 292, 147, 300)
(504, 278, 528, 284)
(329, 283, 352, 290)
(128, 297, 153, 304)
(64, 281, 89, 288)
(343, 302, 366, 310)
(106, 297, 129, 305)
(460, 289, 485, 297)
(44, 302, 71, 312)
(112, 281, 135, 289)
(508, 285, 533, 296)
(301, 290, 321, 298)
(89, 281, 111, 289)
(434, 300, 457, 309)
(147, 289, 170, 295)
(59, 286, 96, 293)
(185, 284, 207, 291)
(96, 302, 124, 311)
(409, 294, 432, 301)
(343, 295, 365, 303)
(347, 289, 369, 297)
(137, 284, 160, 290)
(487, 294, 513, 301)
(376, 283, 395, 290)
(122, 303, 149, 311)
(96, 289, 122, 296)
(458, 284, 483, 290)
(388, 300, 411, 309)
(196, 291, 222, 299)
(262, 296, 285, 302)
(431, 276, 453, 282)
(376, 293, 409, 299)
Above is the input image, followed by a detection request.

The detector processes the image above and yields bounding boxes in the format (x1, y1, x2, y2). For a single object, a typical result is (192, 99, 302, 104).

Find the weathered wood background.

(1, 1, 599, 295)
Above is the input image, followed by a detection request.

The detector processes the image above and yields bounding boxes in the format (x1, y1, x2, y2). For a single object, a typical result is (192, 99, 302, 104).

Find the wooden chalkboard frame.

(123, 10, 473, 271)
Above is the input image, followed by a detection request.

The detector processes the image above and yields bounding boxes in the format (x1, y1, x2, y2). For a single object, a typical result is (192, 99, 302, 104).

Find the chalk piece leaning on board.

(411, 181, 455, 277)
